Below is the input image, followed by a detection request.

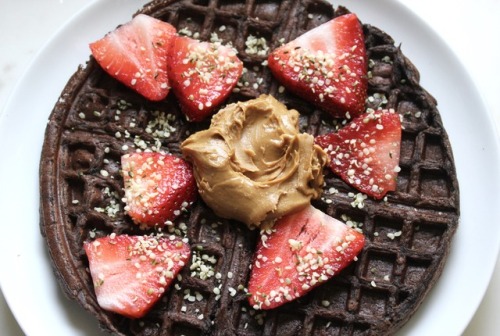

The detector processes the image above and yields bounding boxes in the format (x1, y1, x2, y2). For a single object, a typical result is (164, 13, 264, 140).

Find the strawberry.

(90, 14, 176, 101)
(247, 205, 365, 310)
(315, 109, 402, 199)
(84, 234, 190, 318)
(267, 13, 367, 118)
(167, 36, 243, 122)
(121, 152, 196, 227)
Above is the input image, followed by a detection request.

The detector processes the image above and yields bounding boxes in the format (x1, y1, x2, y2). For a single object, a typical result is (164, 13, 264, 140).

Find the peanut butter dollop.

(181, 95, 328, 227)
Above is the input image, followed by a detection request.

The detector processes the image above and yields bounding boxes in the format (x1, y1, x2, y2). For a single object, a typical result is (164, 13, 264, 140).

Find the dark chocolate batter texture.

(39, 0, 459, 335)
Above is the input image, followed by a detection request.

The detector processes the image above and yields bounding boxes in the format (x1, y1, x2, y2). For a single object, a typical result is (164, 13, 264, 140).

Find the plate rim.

(0, 0, 499, 335)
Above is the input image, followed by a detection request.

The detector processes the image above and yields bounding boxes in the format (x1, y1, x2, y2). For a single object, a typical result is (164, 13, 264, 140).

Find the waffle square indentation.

(410, 221, 447, 253)
(419, 168, 451, 198)
(358, 287, 388, 318)
(334, 207, 367, 233)
(236, 304, 268, 334)
(172, 323, 203, 336)
(302, 2, 334, 31)
(196, 217, 226, 245)
(312, 317, 344, 335)
(175, 287, 211, 317)
(212, 19, 239, 44)
(176, 10, 206, 36)
(372, 215, 404, 245)
(66, 143, 95, 172)
(399, 131, 417, 165)
(395, 166, 411, 194)
(252, 0, 282, 21)
(398, 100, 428, 130)
(315, 282, 350, 311)
(361, 250, 396, 283)
(217, 0, 247, 15)
(274, 312, 306, 335)
(243, 28, 273, 60)
(423, 133, 445, 163)
(403, 257, 431, 286)
(65, 177, 85, 205)
(68, 89, 110, 127)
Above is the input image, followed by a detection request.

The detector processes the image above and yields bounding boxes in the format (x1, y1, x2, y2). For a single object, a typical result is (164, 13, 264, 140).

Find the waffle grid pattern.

(39, 0, 459, 335)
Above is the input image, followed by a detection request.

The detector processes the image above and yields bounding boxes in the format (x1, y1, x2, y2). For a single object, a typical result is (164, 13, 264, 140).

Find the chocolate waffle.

(39, 0, 460, 335)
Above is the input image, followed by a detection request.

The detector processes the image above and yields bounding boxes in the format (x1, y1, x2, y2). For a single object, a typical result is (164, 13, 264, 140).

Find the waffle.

(39, 0, 460, 335)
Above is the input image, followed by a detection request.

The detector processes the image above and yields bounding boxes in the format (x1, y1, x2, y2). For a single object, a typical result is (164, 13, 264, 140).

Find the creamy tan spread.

(181, 94, 328, 227)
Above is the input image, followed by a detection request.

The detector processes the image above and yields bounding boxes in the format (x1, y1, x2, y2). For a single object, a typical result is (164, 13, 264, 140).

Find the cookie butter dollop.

(181, 94, 328, 227)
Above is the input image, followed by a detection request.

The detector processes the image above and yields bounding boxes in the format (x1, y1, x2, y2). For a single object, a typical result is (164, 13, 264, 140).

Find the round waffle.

(39, 0, 460, 335)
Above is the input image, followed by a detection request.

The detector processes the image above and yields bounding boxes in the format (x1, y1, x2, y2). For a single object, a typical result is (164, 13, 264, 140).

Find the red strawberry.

(247, 205, 365, 310)
(84, 234, 190, 318)
(121, 152, 196, 227)
(90, 14, 176, 101)
(167, 36, 243, 121)
(315, 109, 402, 199)
(267, 13, 367, 118)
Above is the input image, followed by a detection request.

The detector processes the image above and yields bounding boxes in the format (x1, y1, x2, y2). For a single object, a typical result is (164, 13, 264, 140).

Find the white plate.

(0, 0, 498, 335)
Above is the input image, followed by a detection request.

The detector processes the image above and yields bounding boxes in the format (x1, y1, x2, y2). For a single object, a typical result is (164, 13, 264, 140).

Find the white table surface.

(0, 0, 498, 335)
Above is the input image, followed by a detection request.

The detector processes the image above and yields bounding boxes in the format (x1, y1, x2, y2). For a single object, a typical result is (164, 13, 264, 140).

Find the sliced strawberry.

(90, 14, 176, 101)
(84, 234, 190, 318)
(167, 36, 243, 122)
(267, 13, 367, 118)
(247, 205, 365, 310)
(315, 109, 402, 199)
(121, 152, 196, 227)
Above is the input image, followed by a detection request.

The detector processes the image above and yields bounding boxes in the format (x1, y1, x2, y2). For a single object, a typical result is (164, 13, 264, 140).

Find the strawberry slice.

(248, 205, 365, 310)
(315, 109, 402, 199)
(90, 14, 176, 101)
(121, 152, 196, 227)
(267, 13, 367, 118)
(167, 36, 243, 122)
(84, 234, 190, 318)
